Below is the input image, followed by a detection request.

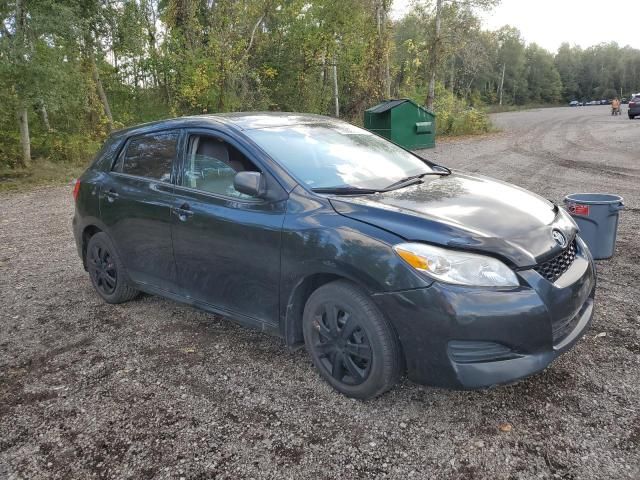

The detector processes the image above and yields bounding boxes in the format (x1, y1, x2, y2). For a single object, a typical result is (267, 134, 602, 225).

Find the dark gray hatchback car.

(73, 113, 596, 399)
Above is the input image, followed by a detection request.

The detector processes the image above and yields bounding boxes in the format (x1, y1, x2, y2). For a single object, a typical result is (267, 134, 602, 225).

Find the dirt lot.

(1, 105, 639, 480)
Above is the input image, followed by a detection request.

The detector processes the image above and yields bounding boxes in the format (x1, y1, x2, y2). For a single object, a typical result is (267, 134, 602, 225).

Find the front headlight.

(393, 242, 519, 287)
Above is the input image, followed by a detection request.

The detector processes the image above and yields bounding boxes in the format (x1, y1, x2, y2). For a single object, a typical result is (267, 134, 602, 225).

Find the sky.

(390, 0, 640, 53)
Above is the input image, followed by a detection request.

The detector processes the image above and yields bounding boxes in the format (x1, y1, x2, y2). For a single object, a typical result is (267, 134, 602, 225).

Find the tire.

(302, 280, 402, 399)
(86, 232, 139, 304)
(630, 114, 635, 120)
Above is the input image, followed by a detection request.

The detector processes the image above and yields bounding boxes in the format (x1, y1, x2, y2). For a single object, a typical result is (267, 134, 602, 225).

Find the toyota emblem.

(552, 230, 567, 248)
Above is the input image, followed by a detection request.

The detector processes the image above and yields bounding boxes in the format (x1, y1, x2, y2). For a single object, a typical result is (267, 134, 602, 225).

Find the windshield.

(244, 123, 433, 190)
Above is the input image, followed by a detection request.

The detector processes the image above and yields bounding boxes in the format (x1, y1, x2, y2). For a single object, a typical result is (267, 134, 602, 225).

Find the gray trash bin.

(563, 193, 624, 259)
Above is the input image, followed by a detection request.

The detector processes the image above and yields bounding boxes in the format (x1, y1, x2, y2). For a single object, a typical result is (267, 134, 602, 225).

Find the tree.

(3, 0, 640, 172)
(524, 43, 562, 103)
(420, 0, 499, 109)
(555, 43, 582, 101)
(8, 0, 31, 167)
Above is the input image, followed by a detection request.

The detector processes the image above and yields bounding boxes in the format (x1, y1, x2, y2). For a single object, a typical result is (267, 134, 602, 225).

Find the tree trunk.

(217, 57, 225, 112)
(39, 100, 52, 131)
(499, 63, 506, 105)
(15, 0, 25, 39)
(17, 107, 31, 168)
(377, 1, 391, 98)
(143, 1, 160, 88)
(426, 0, 442, 109)
(15, 0, 30, 168)
(91, 61, 114, 131)
(163, 70, 172, 105)
(450, 55, 455, 92)
(332, 57, 340, 117)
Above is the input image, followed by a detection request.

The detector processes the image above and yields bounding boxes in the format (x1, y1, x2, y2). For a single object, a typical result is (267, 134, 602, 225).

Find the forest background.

(1, 0, 639, 186)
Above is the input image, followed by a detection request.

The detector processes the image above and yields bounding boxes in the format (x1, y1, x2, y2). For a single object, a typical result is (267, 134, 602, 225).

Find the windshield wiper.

(384, 167, 451, 190)
(311, 186, 381, 195)
(312, 166, 452, 195)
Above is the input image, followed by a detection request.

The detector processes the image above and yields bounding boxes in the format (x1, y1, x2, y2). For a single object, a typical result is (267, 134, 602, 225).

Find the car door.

(99, 129, 183, 293)
(170, 130, 287, 328)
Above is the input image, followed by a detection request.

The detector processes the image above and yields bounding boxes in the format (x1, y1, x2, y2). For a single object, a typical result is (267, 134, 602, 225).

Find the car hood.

(329, 172, 578, 267)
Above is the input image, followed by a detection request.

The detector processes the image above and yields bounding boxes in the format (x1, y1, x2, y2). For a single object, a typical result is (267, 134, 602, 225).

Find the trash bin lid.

(564, 193, 623, 204)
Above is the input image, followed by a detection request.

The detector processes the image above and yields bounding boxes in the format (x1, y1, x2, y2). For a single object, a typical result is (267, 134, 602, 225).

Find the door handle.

(173, 203, 194, 222)
(104, 189, 119, 202)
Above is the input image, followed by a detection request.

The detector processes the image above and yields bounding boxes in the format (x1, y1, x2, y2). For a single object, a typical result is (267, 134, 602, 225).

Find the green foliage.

(554, 42, 639, 101)
(34, 133, 102, 166)
(402, 83, 491, 135)
(0, 130, 97, 191)
(524, 44, 563, 103)
(1, 130, 100, 170)
(433, 86, 491, 135)
(2, 0, 640, 185)
(0, 132, 22, 167)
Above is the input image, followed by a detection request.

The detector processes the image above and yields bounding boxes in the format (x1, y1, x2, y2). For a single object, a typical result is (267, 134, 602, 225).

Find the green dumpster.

(364, 99, 436, 149)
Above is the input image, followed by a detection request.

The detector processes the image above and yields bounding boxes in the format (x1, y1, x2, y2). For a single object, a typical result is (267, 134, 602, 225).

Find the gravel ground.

(1, 105, 639, 480)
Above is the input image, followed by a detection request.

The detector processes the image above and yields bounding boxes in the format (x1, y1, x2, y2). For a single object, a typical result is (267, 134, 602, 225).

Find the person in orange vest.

(611, 97, 621, 115)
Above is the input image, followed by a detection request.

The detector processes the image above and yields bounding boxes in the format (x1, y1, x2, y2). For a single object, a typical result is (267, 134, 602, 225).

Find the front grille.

(533, 239, 577, 283)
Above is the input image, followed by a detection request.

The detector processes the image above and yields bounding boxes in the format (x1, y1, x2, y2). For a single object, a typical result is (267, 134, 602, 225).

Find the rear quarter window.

(91, 137, 124, 171)
(115, 131, 180, 182)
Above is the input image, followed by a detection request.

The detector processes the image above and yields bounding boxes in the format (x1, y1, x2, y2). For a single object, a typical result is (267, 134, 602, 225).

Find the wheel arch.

(283, 273, 349, 347)
(81, 224, 103, 269)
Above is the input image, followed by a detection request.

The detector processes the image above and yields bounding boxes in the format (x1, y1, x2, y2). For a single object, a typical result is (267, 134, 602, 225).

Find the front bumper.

(372, 237, 596, 389)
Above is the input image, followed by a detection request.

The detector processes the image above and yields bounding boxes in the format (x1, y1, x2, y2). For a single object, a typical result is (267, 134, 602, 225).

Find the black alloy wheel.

(89, 244, 117, 296)
(303, 280, 402, 399)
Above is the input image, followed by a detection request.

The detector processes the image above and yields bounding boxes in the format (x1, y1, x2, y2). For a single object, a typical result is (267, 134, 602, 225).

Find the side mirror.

(233, 171, 267, 198)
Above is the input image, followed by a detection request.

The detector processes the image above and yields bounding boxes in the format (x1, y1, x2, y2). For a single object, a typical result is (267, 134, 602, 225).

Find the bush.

(432, 85, 492, 136)
(0, 130, 101, 191)
(34, 132, 102, 166)
(0, 130, 101, 169)
(0, 132, 23, 169)
(401, 83, 493, 136)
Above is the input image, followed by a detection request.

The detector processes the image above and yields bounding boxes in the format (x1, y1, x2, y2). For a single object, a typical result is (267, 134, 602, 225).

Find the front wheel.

(302, 280, 402, 399)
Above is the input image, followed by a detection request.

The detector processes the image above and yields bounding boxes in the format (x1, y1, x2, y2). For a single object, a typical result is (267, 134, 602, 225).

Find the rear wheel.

(302, 280, 402, 399)
(629, 114, 635, 119)
(86, 232, 139, 304)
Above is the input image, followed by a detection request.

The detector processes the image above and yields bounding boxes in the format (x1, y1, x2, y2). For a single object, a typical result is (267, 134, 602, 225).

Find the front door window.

(182, 136, 257, 199)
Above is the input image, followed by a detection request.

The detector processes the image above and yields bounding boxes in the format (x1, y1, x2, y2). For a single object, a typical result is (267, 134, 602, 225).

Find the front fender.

(279, 188, 431, 343)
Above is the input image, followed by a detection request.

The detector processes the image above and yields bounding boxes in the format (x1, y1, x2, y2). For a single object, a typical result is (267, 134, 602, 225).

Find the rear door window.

(115, 131, 180, 182)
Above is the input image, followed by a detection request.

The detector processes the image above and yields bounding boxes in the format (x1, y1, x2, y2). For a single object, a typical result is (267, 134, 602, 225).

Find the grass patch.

(0, 131, 100, 192)
(0, 160, 86, 192)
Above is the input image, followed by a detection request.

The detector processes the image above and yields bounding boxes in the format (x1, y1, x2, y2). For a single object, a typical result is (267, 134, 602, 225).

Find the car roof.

(110, 112, 344, 139)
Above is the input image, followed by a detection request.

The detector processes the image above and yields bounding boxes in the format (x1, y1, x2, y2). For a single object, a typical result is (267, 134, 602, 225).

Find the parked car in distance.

(628, 94, 640, 119)
(569, 100, 579, 107)
(72, 113, 597, 399)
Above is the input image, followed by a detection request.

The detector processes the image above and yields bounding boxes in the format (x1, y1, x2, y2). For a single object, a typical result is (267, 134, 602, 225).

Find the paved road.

(427, 105, 639, 205)
(1, 106, 639, 480)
